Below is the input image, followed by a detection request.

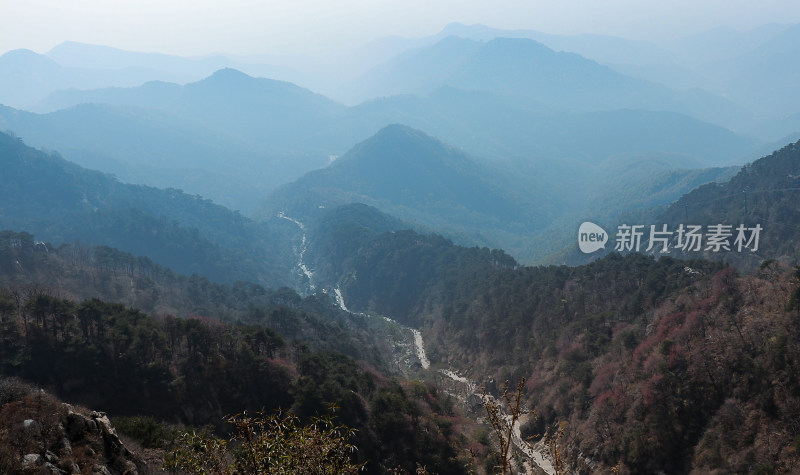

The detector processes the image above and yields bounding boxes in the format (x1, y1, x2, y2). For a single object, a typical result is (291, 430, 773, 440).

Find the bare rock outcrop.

(0, 377, 149, 474)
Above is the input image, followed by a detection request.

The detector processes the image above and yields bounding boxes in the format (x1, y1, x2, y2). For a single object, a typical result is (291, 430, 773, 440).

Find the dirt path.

(334, 288, 555, 474)
(278, 212, 315, 291)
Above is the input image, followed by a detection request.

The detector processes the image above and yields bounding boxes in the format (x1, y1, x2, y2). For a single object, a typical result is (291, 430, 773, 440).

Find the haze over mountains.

(3, 15, 800, 475)
(340, 36, 736, 124)
(2, 20, 796, 277)
(0, 130, 294, 286)
(1, 25, 777, 224)
(2, 22, 798, 264)
(0, 42, 309, 111)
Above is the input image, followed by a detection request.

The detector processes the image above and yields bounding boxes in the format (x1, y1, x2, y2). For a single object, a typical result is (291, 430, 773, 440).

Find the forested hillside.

(0, 230, 478, 474)
(0, 230, 382, 358)
(3, 20, 800, 474)
(313, 202, 800, 473)
(4, 133, 800, 474)
(5, 212, 800, 473)
(266, 125, 559, 258)
(659, 139, 800, 269)
(0, 131, 294, 286)
(0, 293, 473, 473)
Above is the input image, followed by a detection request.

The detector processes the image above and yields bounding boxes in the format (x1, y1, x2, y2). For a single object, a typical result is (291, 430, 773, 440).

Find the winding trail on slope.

(504, 414, 555, 474)
(279, 212, 430, 368)
(277, 216, 552, 472)
(278, 212, 315, 291)
(411, 329, 430, 369)
(333, 286, 430, 369)
(335, 287, 552, 474)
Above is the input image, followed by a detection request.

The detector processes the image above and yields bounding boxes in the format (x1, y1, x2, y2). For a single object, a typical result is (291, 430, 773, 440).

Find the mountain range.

(265, 124, 742, 263)
(0, 130, 294, 286)
(340, 36, 740, 125)
(2, 23, 800, 474)
(0, 42, 311, 111)
(1, 61, 761, 217)
(659, 139, 800, 269)
(350, 23, 800, 139)
(0, 69, 348, 213)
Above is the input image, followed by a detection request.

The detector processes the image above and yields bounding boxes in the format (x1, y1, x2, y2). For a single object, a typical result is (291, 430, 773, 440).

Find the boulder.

(65, 412, 88, 441)
(21, 453, 44, 469)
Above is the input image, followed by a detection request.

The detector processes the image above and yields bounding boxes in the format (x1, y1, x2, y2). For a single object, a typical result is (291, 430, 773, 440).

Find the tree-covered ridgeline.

(0, 130, 296, 286)
(0, 230, 480, 473)
(320, 213, 800, 472)
(0, 287, 480, 473)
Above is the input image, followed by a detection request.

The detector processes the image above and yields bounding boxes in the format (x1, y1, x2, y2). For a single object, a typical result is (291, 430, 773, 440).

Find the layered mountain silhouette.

(341, 36, 738, 122)
(264, 124, 557, 240)
(0, 42, 300, 110)
(0, 70, 351, 212)
(658, 139, 800, 268)
(38, 68, 347, 148)
(0, 46, 222, 110)
(264, 125, 740, 263)
(1, 65, 761, 217)
(348, 86, 757, 165)
(31, 67, 757, 165)
(0, 131, 293, 285)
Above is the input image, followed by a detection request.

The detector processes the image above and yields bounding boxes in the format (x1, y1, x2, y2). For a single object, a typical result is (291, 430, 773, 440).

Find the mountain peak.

(372, 123, 427, 140)
(482, 36, 554, 55)
(340, 124, 452, 166)
(187, 68, 261, 94)
(204, 67, 253, 83)
(0, 48, 58, 66)
(46, 41, 114, 55)
(439, 22, 499, 40)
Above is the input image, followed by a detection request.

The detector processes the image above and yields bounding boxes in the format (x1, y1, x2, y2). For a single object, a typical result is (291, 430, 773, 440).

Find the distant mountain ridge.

(31, 69, 757, 165)
(38, 68, 346, 147)
(1, 65, 761, 217)
(0, 130, 293, 285)
(0, 48, 208, 110)
(0, 42, 303, 110)
(264, 124, 742, 264)
(264, 124, 559, 244)
(45, 41, 234, 73)
(0, 70, 351, 213)
(340, 36, 739, 124)
(435, 22, 673, 64)
(657, 139, 800, 268)
(348, 23, 800, 136)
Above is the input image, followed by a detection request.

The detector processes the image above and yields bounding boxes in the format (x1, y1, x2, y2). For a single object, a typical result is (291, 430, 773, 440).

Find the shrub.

(113, 415, 182, 449)
(165, 408, 364, 474)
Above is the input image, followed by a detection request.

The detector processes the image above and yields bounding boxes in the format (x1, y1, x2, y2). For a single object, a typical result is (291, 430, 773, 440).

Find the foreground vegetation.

(332, 224, 800, 472)
(0, 231, 480, 473)
(3, 216, 800, 473)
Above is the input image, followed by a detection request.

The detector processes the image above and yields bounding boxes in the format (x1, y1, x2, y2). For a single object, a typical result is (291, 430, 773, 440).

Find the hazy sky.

(2, 0, 799, 58)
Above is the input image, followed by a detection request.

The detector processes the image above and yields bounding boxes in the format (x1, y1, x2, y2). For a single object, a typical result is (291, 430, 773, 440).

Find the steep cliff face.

(0, 377, 149, 475)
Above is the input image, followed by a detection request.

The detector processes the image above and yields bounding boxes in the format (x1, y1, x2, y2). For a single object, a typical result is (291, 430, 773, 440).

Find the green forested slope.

(310, 202, 800, 473)
(659, 139, 800, 269)
(0, 131, 293, 286)
(0, 230, 474, 474)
